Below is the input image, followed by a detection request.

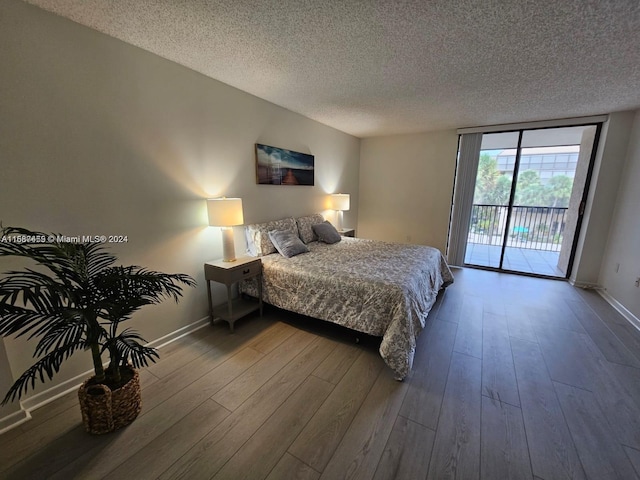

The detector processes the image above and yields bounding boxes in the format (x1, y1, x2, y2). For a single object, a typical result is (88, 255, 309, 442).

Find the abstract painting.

(255, 143, 314, 186)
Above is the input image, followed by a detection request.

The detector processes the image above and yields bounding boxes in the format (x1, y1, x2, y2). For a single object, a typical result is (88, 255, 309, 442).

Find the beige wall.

(599, 109, 640, 320)
(0, 0, 359, 407)
(0, 341, 23, 430)
(570, 111, 635, 287)
(358, 131, 459, 252)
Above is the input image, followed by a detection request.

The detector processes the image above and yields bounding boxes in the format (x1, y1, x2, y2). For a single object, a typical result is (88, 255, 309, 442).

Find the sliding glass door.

(464, 132, 518, 269)
(461, 125, 600, 278)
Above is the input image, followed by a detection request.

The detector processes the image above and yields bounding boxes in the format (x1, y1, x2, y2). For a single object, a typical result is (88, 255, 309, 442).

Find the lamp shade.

(331, 193, 350, 211)
(207, 198, 244, 226)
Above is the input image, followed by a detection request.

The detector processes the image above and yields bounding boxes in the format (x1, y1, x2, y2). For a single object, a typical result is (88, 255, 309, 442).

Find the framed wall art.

(255, 143, 314, 186)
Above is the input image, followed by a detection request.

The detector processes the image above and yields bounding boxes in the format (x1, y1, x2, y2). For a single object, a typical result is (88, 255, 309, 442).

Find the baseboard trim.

(598, 290, 640, 332)
(2, 315, 210, 432)
(148, 316, 209, 349)
(0, 409, 31, 435)
(19, 370, 90, 412)
(568, 279, 601, 290)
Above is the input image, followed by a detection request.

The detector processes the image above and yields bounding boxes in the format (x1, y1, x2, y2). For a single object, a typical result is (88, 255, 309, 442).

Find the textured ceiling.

(24, 0, 640, 137)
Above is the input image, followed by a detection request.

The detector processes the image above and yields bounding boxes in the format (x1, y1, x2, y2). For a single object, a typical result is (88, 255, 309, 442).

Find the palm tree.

(0, 226, 196, 405)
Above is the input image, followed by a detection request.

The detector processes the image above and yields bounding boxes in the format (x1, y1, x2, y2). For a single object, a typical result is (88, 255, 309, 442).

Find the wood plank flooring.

(2, 267, 640, 479)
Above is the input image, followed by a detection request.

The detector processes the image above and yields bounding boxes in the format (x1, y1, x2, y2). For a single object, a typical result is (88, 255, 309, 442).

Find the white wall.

(599, 109, 640, 321)
(570, 111, 635, 287)
(0, 0, 359, 415)
(358, 131, 459, 252)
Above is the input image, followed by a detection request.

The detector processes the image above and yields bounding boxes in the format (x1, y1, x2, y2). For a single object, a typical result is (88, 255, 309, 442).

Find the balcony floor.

(464, 243, 565, 277)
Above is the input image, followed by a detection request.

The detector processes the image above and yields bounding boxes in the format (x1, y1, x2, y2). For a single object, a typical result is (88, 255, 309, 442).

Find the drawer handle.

(243, 268, 250, 274)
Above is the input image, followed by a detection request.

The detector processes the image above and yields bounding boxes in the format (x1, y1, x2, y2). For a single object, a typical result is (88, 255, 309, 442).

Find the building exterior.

(495, 145, 580, 183)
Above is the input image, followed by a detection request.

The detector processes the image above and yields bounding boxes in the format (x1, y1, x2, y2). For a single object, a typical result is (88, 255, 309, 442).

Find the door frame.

(452, 121, 604, 280)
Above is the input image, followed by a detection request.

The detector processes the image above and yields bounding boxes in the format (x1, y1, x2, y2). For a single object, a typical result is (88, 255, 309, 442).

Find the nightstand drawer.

(227, 260, 262, 283)
(204, 258, 262, 285)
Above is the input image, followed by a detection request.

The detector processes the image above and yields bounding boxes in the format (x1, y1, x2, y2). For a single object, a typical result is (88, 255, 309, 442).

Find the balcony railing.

(468, 204, 568, 252)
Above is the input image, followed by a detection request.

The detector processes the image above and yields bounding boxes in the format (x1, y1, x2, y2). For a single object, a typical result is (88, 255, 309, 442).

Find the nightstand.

(338, 228, 355, 238)
(204, 257, 263, 332)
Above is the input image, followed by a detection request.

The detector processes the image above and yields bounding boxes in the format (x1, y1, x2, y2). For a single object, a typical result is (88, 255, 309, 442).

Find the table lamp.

(331, 193, 350, 231)
(207, 197, 244, 262)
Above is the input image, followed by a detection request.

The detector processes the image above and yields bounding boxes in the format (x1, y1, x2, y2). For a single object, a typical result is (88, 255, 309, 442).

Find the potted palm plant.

(0, 226, 195, 434)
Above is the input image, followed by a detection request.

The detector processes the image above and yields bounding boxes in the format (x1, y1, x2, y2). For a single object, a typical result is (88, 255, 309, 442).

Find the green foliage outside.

(473, 154, 574, 207)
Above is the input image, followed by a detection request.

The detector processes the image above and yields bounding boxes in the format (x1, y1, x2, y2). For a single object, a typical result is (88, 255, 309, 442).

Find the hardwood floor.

(2, 267, 640, 479)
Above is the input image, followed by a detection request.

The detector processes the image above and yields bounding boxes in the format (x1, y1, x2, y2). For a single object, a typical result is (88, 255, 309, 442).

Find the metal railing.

(468, 204, 568, 252)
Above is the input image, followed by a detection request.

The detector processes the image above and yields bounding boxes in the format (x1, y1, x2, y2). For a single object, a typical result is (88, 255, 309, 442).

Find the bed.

(240, 215, 454, 380)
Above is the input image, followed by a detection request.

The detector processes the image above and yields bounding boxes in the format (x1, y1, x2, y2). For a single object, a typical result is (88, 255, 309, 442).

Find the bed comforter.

(240, 237, 454, 379)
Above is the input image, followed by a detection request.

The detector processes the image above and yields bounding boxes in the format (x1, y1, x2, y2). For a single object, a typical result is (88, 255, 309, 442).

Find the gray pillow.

(312, 221, 342, 244)
(295, 213, 325, 244)
(268, 230, 310, 258)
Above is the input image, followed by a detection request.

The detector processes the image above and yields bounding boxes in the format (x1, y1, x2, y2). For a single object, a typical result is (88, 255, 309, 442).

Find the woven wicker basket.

(78, 367, 142, 435)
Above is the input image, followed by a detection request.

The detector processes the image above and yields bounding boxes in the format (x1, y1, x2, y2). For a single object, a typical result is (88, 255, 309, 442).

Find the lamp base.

(336, 210, 343, 231)
(221, 227, 236, 262)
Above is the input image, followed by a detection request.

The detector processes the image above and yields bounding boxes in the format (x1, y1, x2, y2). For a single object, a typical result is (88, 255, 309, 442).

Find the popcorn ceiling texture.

(24, 0, 640, 137)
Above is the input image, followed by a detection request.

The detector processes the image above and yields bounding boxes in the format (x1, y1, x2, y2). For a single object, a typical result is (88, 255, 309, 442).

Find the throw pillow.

(312, 221, 342, 244)
(268, 230, 310, 258)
